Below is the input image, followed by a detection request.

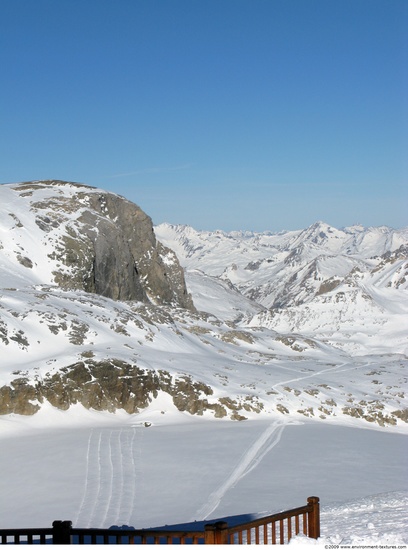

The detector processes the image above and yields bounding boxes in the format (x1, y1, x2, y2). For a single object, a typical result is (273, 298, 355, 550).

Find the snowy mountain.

(1, 181, 407, 430)
(1, 181, 408, 542)
(155, 221, 408, 309)
(0, 180, 193, 307)
(155, 222, 408, 355)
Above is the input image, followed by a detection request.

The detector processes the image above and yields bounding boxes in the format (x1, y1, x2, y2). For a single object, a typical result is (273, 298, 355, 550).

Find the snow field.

(0, 406, 407, 544)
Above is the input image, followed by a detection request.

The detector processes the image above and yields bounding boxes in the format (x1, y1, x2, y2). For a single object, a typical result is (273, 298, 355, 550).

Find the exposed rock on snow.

(1, 180, 194, 308)
(156, 221, 408, 310)
(1, 182, 407, 428)
(156, 221, 408, 355)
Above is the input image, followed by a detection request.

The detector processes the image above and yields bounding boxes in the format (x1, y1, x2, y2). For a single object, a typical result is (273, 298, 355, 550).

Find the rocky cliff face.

(7, 180, 194, 309)
(0, 359, 227, 417)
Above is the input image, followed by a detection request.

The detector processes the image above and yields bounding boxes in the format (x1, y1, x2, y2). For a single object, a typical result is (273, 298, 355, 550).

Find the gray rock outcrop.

(19, 180, 194, 309)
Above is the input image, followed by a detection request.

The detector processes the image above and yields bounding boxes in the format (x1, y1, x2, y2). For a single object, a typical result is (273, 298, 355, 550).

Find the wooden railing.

(207, 497, 320, 544)
(0, 496, 319, 544)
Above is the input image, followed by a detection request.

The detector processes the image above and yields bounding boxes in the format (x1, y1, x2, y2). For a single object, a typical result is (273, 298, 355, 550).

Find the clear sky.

(1, 0, 407, 232)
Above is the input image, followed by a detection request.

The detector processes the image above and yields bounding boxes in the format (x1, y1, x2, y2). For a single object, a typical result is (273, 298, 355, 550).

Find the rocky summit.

(1, 180, 194, 308)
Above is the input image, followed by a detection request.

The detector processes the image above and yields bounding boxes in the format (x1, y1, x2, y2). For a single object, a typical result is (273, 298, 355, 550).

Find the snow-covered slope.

(1, 182, 407, 542)
(155, 222, 408, 356)
(184, 269, 265, 323)
(155, 222, 408, 306)
(0, 182, 407, 430)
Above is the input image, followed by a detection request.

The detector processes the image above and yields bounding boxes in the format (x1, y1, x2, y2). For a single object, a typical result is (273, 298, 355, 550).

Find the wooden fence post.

(52, 520, 72, 544)
(204, 521, 229, 544)
(307, 496, 320, 539)
(204, 523, 216, 544)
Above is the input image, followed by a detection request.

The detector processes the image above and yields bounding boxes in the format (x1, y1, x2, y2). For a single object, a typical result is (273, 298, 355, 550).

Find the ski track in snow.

(112, 429, 124, 526)
(88, 430, 106, 527)
(195, 419, 295, 521)
(75, 428, 141, 528)
(271, 360, 370, 392)
(113, 428, 137, 527)
(74, 429, 94, 526)
(77, 430, 103, 528)
(99, 430, 116, 527)
(128, 428, 138, 523)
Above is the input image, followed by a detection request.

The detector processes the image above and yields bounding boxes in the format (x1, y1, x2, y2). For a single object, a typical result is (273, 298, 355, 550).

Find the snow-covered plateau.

(0, 181, 407, 544)
(1, 404, 407, 545)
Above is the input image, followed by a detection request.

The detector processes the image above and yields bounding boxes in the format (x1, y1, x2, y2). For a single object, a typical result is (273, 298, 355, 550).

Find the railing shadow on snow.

(0, 496, 320, 544)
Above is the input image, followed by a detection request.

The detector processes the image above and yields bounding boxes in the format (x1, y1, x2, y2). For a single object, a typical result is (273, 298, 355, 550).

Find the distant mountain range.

(1, 181, 407, 429)
(155, 222, 408, 351)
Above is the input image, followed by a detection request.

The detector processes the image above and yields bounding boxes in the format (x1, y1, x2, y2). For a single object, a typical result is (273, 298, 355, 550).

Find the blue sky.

(1, 0, 407, 231)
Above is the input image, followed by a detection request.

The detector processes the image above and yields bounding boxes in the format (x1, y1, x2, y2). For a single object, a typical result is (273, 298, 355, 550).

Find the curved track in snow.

(194, 419, 296, 521)
(75, 421, 294, 527)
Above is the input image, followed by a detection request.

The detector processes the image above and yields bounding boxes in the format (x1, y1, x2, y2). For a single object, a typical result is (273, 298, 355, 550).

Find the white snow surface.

(1, 183, 408, 543)
(155, 221, 408, 311)
(0, 404, 407, 544)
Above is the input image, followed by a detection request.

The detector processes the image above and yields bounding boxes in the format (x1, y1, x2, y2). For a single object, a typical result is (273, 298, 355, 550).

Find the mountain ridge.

(155, 221, 408, 309)
(1, 181, 407, 429)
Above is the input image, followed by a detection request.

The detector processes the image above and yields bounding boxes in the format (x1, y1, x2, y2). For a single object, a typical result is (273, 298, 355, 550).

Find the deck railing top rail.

(226, 502, 312, 534)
